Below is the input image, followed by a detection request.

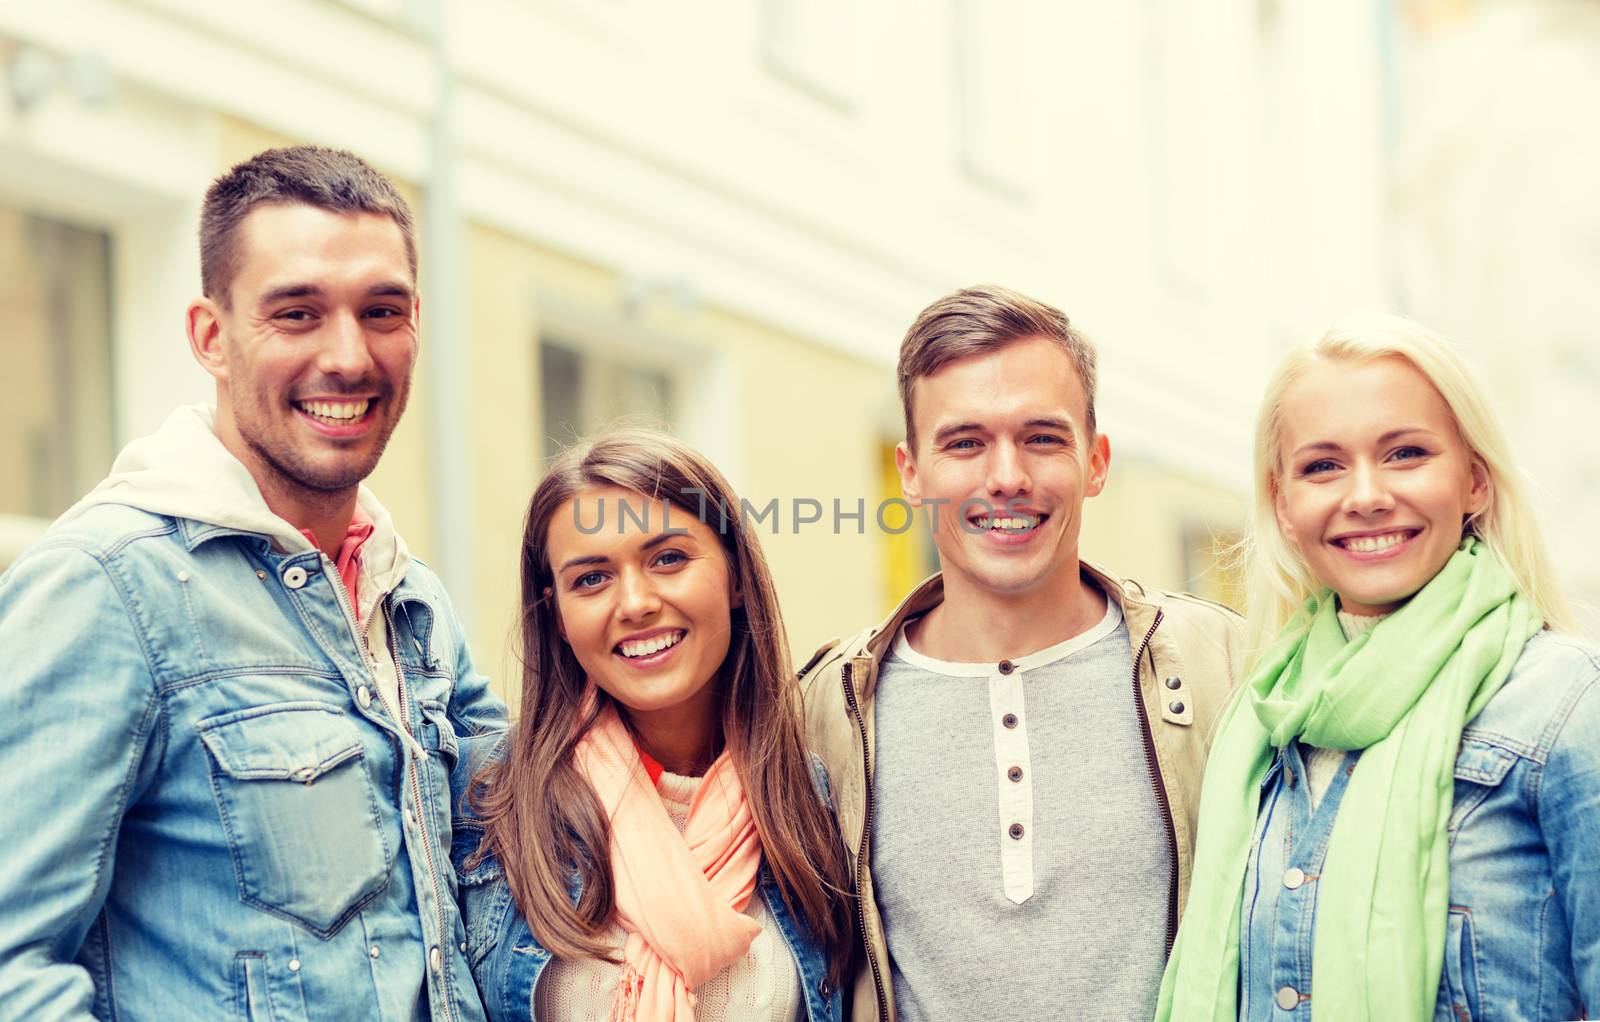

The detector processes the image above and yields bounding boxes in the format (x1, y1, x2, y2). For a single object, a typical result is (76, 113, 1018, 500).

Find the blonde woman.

(1158, 314, 1599, 1022)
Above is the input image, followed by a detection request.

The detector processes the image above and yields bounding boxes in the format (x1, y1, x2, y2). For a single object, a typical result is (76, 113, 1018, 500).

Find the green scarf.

(1156, 540, 1541, 1021)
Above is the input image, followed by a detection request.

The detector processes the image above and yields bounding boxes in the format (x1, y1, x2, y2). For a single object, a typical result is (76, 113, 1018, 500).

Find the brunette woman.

(1158, 315, 1599, 1022)
(453, 429, 853, 1022)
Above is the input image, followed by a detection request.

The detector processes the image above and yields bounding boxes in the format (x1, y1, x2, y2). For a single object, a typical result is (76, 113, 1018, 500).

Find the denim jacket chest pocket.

(196, 701, 393, 938)
(1434, 736, 1520, 1022)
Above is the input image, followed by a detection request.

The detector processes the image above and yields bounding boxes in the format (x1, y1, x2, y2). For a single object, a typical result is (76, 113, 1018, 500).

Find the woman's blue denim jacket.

(449, 735, 843, 1022)
(1238, 631, 1600, 1022)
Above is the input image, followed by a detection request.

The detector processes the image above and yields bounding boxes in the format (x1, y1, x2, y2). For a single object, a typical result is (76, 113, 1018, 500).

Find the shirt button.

(459, 941, 468, 953)
(1007, 765, 1023, 782)
(430, 946, 443, 972)
(1165, 676, 1182, 689)
(1283, 867, 1306, 890)
(818, 978, 830, 996)
(283, 565, 309, 589)
(369, 946, 381, 959)
(1275, 985, 1300, 1011)
(357, 686, 373, 709)
(1002, 713, 1019, 729)
(1008, 822, 1025, 840)
(288, 958, 301, 972)
(1169, 700, 1186, 714)
(998, 660, 1015, 674)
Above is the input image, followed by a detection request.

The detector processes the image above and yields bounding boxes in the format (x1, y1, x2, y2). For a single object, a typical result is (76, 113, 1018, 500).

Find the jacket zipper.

(325, 558, 455, 1022)
(841, 660, 890, 1022)
(1130, 608, 1180, 957)
(384, 600, 457, 1022)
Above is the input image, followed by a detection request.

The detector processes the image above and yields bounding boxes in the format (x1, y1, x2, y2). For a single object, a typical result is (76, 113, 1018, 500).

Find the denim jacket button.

(1283, 867, 1306, 890)
(357, 686, 373, 709)
(429, 946, 443, 972)
(283, 565, 309, 590)
(818, 978, 830, 996)
(288, 958, 301, 972)
(1275, 986, 1300, 1010)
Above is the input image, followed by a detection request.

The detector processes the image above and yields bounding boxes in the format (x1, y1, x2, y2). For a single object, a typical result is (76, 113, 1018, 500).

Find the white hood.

(58, 404, 410, 597)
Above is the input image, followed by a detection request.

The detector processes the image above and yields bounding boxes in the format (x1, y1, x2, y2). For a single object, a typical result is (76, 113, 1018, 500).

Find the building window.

(540, 338, 675, 460)
(0, 206, 114, 524)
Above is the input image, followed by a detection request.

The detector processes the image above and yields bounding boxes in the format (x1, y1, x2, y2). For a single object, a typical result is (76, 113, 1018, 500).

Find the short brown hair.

(897, 284, 1097, 450)
(199, 146, 416, 304)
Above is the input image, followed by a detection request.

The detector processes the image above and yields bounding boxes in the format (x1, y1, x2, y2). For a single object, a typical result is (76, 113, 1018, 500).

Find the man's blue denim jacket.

(0, 502, 507, 1021)
(448, 736, 843, 1022)
(1238, 631, 1600, 1021)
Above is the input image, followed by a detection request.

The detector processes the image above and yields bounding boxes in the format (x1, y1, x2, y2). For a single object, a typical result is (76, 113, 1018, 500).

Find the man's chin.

(255, 444, 384, 497)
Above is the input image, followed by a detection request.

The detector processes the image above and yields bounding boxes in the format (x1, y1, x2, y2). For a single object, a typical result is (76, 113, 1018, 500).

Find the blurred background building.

(2, 0, 1594, 707)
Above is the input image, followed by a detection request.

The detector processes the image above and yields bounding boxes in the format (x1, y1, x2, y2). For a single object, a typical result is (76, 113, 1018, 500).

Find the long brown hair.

(468, 427, 856, 986)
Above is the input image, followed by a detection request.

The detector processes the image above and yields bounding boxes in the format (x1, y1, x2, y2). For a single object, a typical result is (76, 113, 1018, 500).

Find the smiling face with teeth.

(1274, 356, 1489, 616)
(544, 484, 740, 764)
(898, 335, 1110, 620)
(187, 203, 418, 522)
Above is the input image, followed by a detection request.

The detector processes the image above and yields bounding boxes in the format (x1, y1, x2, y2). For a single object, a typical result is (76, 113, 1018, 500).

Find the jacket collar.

(851, 560, 1162, 696)
(59, 404, 411, 598)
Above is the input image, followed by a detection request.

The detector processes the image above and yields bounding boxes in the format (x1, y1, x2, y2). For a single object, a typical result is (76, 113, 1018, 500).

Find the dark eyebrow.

(257, 283, 323, 307)
(555, 531, 693, 574)
(556, 554, 610, 573)
(368, 281, 416, 301)
(1024, 417, 1078, 436)
(930, 421, 985, 446)
(256, 281, 415, 308)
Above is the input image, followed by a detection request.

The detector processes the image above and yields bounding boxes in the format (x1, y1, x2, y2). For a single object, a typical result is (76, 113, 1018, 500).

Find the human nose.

(1342, 460, 1394, 516)
(614, 567, 661, 622)
(316, 310, 377, 380)
(985, 440, 1031, 497)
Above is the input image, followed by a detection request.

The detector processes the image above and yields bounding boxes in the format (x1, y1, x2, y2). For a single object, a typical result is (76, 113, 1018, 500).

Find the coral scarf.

(1157, 540, 1541, 1021)
(575, 705, 762, 1021)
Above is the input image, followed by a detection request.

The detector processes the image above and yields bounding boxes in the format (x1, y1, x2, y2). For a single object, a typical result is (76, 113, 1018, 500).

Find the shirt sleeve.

(0, 544, 163, 1021)
(1540, 667, 1600, 1006)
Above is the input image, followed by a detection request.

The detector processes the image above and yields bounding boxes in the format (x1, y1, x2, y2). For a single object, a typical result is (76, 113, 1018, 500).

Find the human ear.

(1465, 456, 1491, 519)
(186, 298, 228, 382)
(1084, 432, 1111, 498)
(895, 441, 921, 506)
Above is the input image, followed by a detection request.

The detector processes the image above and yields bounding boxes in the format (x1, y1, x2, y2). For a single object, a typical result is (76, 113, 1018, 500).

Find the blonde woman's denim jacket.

(1238, 631, 1600, 1021)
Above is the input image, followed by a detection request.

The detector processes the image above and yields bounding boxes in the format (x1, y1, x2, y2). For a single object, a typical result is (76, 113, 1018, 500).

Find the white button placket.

(989, 659, 1034, 904)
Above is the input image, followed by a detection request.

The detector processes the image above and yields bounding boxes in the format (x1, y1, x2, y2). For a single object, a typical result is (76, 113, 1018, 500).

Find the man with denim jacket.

(801, 286, 1245, 1021)
(0, 147, 506, 1021)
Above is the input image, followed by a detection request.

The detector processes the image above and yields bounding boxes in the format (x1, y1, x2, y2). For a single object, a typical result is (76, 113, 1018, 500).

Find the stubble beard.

(236, 378, 409, 501)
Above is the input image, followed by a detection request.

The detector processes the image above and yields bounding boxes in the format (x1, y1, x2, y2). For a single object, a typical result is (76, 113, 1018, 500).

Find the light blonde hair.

(1244, 312, 1572, 653)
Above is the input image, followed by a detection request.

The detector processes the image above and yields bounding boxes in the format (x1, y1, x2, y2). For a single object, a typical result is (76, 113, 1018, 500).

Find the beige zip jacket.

(799, 562, 1245, 1022)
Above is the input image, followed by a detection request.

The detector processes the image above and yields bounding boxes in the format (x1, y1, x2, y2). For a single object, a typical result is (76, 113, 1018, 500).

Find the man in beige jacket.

(801, 285, 1244, 1022)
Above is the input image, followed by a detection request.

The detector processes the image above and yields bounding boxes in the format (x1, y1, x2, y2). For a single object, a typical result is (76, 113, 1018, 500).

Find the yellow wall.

(1080, 457, 1247, 609)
